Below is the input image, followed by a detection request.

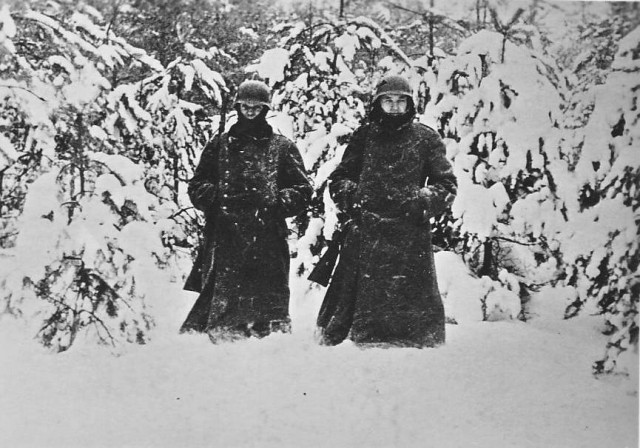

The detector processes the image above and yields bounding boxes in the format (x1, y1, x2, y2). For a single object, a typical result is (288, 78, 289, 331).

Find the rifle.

(183, 84, 230, 294)
(308, 220, 351, 287)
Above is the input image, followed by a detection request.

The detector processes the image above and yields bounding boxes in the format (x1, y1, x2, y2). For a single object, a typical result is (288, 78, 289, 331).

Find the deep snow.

(1, 273, 637, 448)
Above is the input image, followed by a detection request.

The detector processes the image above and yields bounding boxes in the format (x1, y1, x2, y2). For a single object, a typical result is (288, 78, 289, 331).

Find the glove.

(278, 188, 299, 215)
(417, 186, 435, 208)
(400, 187, 432, 225)
(331, 179, 359, 214)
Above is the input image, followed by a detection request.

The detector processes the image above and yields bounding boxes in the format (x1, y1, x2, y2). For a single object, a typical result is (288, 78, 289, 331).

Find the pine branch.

(39, 278, 118, 349)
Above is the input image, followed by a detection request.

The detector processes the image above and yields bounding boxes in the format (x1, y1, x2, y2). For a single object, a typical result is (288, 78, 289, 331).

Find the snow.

(1, 2, 638, 446)
(614, 25, 640, 72)
(0, 133, 18, 170)
(48, 55, 75, 74)
(0, 269, 637, 448)
(268, 111, 295, 140)
(239, 27, 259, 39)
(11, 172, 60, 276)
(351, 16, 413, 67)
(179, 63, 196, 91)
(184, 43, 210, 60)
(0, 5, 15, 53)
(436, 251, 485, 323)
(484, 285, 521, 321)
(90, 152, 145, 185)
(451, 177, 508, 240)
(334, 28, 360, 61)
(246, 48, 291, 85)
(119, 221, 165, 261)
(71, 11, 107, 41)
(25, 10, 104, 63)
(190, 59, 226, 104)
(355, 26, 382, 50)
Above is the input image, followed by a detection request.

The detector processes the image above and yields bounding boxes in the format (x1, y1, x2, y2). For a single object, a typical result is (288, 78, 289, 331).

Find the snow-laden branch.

(386, 1, 470, 35)
(349, 16, 413, 67)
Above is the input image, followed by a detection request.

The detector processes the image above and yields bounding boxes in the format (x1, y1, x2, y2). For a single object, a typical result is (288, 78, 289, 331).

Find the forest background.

(0, 0, 638, 377)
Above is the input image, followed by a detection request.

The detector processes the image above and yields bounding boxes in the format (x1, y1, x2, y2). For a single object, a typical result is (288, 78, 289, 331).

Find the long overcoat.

(181, 128, 312, 336)
(317, 121, 457, 347)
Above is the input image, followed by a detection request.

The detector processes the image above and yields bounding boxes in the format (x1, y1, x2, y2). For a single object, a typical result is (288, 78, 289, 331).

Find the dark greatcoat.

(181, 123, 312, 337)
(317, 118, 457, 347)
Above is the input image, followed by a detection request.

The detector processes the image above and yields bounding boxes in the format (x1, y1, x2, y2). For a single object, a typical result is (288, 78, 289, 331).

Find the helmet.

(235, 80, 271, 108)
(372, 75, 413, 102)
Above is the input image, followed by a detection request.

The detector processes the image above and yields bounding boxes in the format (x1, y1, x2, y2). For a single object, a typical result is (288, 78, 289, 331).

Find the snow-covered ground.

(1, 270, 637, 448)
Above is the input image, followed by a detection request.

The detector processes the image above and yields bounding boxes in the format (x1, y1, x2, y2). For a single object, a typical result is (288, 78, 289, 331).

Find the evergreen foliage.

(0, 0, 637, 373)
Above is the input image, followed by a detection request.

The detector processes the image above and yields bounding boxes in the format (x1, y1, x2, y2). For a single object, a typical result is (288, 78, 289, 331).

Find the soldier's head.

(370, 75, 415, 123)
(235, 80, 271, 120)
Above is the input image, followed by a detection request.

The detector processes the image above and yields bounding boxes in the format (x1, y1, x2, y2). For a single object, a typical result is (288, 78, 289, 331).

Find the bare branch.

(507, 8, 525, 28)
(104, 0, 124, 44)
(0, 85, 47, 102)
(495, 236, 538, 246)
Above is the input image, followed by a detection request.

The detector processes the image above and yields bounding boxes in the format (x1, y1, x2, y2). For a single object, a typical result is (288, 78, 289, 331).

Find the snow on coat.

(317, 120, 457, 347)
(181, 128, 312, 338)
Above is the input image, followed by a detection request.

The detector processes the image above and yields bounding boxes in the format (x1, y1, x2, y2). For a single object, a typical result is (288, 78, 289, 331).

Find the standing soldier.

(181, 80, 312, 341)
(316, 75, 457, 347)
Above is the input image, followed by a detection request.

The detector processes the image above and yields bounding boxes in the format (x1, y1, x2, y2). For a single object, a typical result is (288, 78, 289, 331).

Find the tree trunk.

(429, 0, 434, 56)
(478, 239, 493, 277)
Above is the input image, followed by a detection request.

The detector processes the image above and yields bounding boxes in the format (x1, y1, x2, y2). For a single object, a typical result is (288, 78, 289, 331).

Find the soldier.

(181, 80, 312, 341)
(316, 74, 457, 347)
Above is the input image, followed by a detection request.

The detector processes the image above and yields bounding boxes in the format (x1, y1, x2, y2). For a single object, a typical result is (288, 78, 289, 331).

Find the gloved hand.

(331, 179, 359, 214)
(400, 187, 432, 225)
(278, 188, 299, 215)
(417, 186, 435, 206)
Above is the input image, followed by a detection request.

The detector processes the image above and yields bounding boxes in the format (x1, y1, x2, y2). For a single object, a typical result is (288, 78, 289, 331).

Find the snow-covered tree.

(0, 2, 223, 351)
(562, 26, 640, 375)
(0, 2, 161, 347)
(425, 7, 570, 319)
(2, 153, 167, 351)
(558, 4, 640, 173)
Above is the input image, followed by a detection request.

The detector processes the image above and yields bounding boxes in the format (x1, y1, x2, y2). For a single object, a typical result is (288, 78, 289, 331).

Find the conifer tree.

(0, 2, 221, 351)
(562, 25, 640, 374)
(423, 7, 569, 319)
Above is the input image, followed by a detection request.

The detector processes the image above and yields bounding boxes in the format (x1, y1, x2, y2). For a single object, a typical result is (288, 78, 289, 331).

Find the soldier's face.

(380, 94, 409, 115)
(240, 103, 264, 120)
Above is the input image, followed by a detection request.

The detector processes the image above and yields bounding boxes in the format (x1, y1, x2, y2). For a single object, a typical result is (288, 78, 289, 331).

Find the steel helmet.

(372, 75, 413, 102)
(235, 80, 271, 108)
